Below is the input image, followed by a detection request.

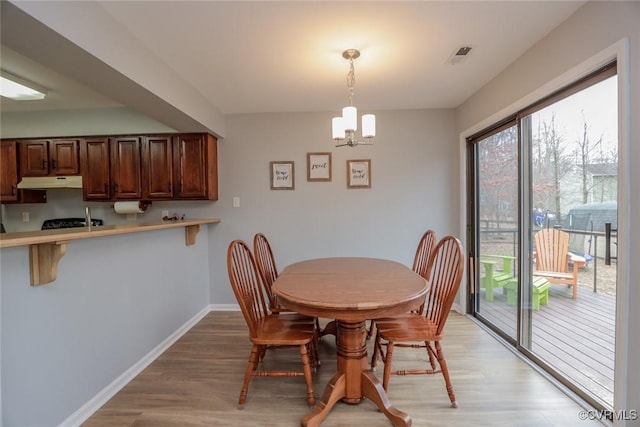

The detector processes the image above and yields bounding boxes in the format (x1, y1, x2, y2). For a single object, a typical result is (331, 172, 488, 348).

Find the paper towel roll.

(114, 201, 149, 214)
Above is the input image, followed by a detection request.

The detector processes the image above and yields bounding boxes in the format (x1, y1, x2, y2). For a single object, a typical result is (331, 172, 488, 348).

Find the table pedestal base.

(301, 321, 411, 427)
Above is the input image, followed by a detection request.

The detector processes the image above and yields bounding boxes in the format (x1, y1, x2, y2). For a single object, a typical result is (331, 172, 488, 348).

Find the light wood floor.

(83, 311, 605, 427)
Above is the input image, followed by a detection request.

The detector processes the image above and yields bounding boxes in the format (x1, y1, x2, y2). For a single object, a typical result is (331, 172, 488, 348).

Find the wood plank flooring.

(83, 311, 605, 427)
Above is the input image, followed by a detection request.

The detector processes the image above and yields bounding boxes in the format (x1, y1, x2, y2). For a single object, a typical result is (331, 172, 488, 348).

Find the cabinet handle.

(42, 160, 46, 169)
(11, 185, 16, 196)
(114, 183, 118, 193)
(52, 159, 57, 170)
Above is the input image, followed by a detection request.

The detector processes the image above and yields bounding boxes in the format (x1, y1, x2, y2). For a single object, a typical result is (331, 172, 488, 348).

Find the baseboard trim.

(58, 305, 213, 427)
(210, 303, 240, 311)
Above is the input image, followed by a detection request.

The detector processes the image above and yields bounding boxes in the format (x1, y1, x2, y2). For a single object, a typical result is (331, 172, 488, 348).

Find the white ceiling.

(1, 1, 585, 116)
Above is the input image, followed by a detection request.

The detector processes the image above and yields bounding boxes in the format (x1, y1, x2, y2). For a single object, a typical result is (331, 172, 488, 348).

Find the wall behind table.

(0, 228, 212, 426)
(209, 109, 459, 305)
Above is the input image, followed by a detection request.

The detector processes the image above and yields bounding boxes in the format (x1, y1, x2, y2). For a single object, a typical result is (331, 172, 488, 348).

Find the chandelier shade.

(332, 49, 375, 147)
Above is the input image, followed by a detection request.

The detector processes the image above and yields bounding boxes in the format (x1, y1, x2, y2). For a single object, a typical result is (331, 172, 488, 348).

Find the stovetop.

(41, 218, 104, 230)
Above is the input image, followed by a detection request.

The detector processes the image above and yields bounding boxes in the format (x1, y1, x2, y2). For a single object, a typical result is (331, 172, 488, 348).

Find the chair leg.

(382, 341, 395, 392)
(238, 344, 261, 408)
(434, 341, 458, 408)
(370, 331, 383, 371)
(366, 320, 376, 340)
(299, 344, 315, 407)
(425, 340, 437, 370)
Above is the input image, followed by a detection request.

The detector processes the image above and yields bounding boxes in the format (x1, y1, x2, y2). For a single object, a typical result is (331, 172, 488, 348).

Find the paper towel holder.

(112, 200, 152, 214)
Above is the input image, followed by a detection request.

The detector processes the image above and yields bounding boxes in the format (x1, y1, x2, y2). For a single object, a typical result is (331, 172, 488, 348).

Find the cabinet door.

(142, 136, 173, 199)
(110, 136, 142, 199)
(1, 140, 19, 202)
(173, 134, 217, 200)
(19, 140, 50, 176)
(81, 138, 111, 200)
(51, 139, 80, 175)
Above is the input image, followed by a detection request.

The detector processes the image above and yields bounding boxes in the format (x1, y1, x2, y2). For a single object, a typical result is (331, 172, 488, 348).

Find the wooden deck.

(477, 285, 615, 407)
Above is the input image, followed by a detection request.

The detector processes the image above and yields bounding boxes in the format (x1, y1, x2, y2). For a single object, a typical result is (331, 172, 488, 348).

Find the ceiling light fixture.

(0, 72, 47, 101)
(332, 49, 375, 147)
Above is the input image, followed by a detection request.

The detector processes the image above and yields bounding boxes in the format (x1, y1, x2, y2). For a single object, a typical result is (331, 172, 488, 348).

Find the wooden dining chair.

(367, 229, 437, 339)
(253, 232, 289, 313)
(370, 235, 464, 408)
(253, 233, 321, 336)
(227, 239, 316, 408)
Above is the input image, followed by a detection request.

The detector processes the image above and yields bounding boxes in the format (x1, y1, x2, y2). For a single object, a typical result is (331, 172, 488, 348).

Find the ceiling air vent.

(448, 46, 472, 65)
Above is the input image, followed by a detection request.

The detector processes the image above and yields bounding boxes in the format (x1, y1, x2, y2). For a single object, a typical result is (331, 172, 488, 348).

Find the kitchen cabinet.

(19, 139, 80, 177)
(110, 136, 142, 199)
(142, 135, 173, 199)
(1, 140, 19, 202)
(5, 132, 217, 202)
(174, 133, 218, 200)
(1, 140, 47, 204)
(141, 133, 218, 200)
(81, 137, 111, 200)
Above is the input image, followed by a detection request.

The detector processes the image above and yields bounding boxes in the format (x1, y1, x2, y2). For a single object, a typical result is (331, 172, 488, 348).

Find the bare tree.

(532, 114, 573, 221)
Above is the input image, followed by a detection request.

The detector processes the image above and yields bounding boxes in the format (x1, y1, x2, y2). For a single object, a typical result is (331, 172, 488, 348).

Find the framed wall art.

(347, 159, 371, 189)
(270, 161, 295, 190)
(307, 152, 332, 182)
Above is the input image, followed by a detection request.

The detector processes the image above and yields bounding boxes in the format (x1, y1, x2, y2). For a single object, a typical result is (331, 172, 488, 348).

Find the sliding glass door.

(468, 64, 618, 410)
(472, 122, 519, 342)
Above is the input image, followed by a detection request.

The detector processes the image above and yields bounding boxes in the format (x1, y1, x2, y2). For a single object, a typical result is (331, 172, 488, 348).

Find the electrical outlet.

(162, 210, 169, 219)
(22, 212, 29, 222)
(233, 197, 240, 208)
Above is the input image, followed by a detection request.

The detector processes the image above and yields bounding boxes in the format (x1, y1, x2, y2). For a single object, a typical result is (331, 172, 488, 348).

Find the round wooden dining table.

(272, 257, 428, 427)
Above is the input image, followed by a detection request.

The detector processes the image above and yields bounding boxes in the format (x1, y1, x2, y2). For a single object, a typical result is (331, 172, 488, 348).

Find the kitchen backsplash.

(0, 189, 217, 233)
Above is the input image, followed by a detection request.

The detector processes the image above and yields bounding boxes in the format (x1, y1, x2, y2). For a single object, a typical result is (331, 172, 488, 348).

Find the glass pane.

(525, 75, 617, 407)
(475, 124, 519, 340)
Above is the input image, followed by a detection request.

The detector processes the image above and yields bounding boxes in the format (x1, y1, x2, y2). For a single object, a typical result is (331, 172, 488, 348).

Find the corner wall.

(455, 1, 639, 422)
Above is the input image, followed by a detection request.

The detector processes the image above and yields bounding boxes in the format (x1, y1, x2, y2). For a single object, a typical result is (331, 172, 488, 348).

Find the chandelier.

(332, 49, 376, 147)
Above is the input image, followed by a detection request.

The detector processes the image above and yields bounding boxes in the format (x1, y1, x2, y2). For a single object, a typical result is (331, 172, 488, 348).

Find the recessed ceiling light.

(0, 72, 47, 100)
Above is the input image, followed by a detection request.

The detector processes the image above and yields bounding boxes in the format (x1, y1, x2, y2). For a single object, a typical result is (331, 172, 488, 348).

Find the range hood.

(17, 176, 83, 189)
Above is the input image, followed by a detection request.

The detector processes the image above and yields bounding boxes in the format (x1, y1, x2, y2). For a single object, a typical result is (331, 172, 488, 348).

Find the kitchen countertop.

(1, 218, 221, 286)
(0, 218, 221, 248)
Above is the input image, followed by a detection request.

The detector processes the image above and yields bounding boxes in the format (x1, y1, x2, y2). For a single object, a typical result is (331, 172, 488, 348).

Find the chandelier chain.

(347, 58, 355, 107)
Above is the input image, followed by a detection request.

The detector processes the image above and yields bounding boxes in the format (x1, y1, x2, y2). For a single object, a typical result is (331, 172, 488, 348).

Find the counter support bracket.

(29, 242, 68, 286)
(185, 224, 200, 246)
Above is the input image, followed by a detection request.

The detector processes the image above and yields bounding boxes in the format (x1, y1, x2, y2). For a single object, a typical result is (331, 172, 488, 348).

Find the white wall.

(0, 107, 176, 139)
(0, 229, 211, 426)
(455, 1, 639, 422)
(208, 109, 460, 305)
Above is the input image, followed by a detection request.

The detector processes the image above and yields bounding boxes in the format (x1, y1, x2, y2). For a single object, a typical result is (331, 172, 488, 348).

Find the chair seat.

(253, 315, 316, 345)
(532, 270, 574, 280)
(376, 314, 439, 341)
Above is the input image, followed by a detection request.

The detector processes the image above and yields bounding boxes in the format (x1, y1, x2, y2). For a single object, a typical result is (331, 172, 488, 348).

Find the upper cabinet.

(19, 139, 80, 177)
(174, 133, 218, 200)
(110, 136, 143, 200)
(3, 133, 217, 203)
(81, 137, 111, 200)
(142, 135, 174, 199)
(1, 140, 19, 202)
(142, 133, 218, 200)
(1, 140, 47, 204)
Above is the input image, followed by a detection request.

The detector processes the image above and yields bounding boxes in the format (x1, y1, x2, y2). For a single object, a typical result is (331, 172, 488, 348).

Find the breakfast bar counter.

(0, 218, 221, 285)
